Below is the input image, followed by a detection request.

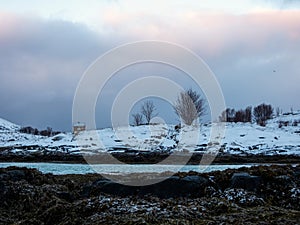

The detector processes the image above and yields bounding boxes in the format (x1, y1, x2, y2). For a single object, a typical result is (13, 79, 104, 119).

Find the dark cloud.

(0, 15, 118, 131)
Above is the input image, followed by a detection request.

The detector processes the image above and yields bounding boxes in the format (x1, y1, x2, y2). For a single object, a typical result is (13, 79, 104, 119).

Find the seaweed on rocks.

(0, 165, 299, 224)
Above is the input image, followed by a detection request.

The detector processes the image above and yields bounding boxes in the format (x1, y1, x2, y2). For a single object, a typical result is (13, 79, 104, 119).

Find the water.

(0, 162, 259, 175)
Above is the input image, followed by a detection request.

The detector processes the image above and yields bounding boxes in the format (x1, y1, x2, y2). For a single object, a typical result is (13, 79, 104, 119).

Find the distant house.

(73, 122, 86, 135)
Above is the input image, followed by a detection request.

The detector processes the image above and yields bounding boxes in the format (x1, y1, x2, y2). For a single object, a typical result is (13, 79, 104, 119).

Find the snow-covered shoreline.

(0, 112, 300, 158)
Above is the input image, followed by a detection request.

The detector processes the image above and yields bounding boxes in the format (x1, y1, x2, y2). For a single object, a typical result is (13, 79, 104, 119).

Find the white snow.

(0, 112, 299, 156)
(0, 118, 20, 131)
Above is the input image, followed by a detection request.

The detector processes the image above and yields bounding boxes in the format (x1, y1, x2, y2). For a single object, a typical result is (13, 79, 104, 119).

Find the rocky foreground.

(0, 165, 300, 225)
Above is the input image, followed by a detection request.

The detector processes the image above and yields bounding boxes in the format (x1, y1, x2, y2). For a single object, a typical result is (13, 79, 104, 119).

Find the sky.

(0, 0, 300, 131)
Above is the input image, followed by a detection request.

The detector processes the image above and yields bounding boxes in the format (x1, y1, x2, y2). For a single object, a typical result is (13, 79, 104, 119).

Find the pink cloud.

(0, 12, 21, 40)
(100, 9, 300, 57)
(0, 11, 38, 45)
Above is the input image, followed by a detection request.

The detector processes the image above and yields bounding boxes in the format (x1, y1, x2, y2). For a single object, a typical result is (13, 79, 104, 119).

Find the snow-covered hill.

(0, 112, 299, 156)
(0, 118, 48, 145)
(0, 118, 20, 131)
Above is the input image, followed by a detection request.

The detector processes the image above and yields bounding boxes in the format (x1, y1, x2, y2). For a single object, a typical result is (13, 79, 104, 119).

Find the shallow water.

(0, 162, 263, 175)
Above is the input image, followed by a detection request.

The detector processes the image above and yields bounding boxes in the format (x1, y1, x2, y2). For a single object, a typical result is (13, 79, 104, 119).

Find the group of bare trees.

(219, 106, 252, 123)
(132, 100, 158, 126)
(132, 88, 206, 126)
(19, 126, 60, 137)
(131, 88, 276, 127)
(220, 103, 274, 126)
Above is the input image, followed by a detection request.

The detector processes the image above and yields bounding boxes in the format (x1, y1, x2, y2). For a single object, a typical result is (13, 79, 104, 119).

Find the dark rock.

(56, 192, 75, 202)
(293, 168, 300, 178)
(90, 179, 139, 196)
(141, 175, 209, 198)
(88, 175, 209, 198)
(230, 172, 262, 192)
(0, 181, 6, 201)
(197, 144, 208, 147)
(6, 169, 26, 181)
(0, 173, 9, 181)
(80, 185, 91, 198)
(182, 175, 207, 184)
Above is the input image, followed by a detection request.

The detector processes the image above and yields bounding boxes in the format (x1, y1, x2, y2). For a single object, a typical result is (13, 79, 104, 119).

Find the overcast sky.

(0, 0, 300, 131)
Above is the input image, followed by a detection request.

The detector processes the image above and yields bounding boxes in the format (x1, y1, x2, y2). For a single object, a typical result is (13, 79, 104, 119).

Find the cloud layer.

(0, 8, 299, 130)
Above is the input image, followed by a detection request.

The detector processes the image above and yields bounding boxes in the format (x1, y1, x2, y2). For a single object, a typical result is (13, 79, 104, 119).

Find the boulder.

(141, 175, 209, 198)
(8, 169, 25, 179)
(88, 175, 209, 198)
(90, 179, 139, 196)
(0, 169, 26, 182)
(230, 172, 261, 192)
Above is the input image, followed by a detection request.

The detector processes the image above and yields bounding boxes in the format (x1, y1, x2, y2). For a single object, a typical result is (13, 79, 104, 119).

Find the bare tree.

(186, 89, 206, 118)
(276, 107, 280, 117)
(254, 103, 273, 126)
(132, 113, 143, 126)
(219, 108, 235, 122)
(141, 100, 158, 125)
(173, 89, 206, 125)
(245, 106, 252, 123)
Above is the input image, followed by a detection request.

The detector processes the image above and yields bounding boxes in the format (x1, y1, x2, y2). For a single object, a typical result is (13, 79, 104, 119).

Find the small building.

(73, 122, 86, 135)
